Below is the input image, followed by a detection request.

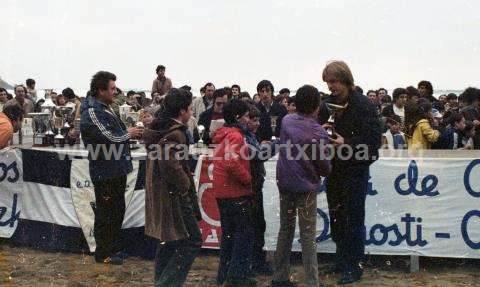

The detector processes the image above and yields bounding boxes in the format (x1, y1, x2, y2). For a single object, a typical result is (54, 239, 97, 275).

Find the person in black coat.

(319, 61, 382, 285)
(197, 88, 228, 145)
(255, 80, 287, 142)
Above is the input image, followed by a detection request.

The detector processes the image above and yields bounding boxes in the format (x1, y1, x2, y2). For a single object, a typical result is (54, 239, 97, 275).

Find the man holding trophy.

(319, 61, 381, 285)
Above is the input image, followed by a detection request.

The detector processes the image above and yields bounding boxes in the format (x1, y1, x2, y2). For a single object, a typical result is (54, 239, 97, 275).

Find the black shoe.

(225, 277, 257, 287)
(324, 263, 344, 275)
(95, 255, 123, 265)
(337, 270, 362, 285)
(270, 280, 297, 287)
(252, 262, 274, 276)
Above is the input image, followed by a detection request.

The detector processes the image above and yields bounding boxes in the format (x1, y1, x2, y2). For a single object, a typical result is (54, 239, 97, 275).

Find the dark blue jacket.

(80, 96, 133, 182)
(243, 128, 279, 188)
(432, 126, 463, 149)
(256, 101, 287, 142)
(319, 91, 382, 169)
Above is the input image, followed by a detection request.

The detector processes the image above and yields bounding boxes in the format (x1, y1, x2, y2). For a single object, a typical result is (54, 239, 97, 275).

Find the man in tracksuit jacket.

(80, 71, 143, 265)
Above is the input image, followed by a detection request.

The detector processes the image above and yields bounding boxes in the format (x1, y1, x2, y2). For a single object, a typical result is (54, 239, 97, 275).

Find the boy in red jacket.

(212, 100, 256, 287)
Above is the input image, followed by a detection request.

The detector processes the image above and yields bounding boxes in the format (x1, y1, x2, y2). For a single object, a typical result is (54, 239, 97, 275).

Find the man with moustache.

(319, 61, 382, 285)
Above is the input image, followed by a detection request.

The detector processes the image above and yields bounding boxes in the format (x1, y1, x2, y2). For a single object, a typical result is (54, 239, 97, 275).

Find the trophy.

(119, 103, 132, 124)
(28, 112, 54, 146)
(270, 116, 279, 140)
(325, 102, 348, 136)
(197, 125, 205, 148)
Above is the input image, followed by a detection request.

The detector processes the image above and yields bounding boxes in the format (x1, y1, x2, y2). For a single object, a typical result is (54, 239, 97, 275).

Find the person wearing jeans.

(212, 100, 257, 287)
(272, 85, 331, 287)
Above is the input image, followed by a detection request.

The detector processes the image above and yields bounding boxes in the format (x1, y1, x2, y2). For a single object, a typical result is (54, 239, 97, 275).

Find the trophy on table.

(119, 103, 132, 124)
(28, 112, 54, 146)
(270, 115, 279, 140)
(325, 102, 348, 136)
(197, 125, 205, 148)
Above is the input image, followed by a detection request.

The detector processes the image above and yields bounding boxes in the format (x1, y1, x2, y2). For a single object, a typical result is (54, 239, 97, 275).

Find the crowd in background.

(1, 64, 479, 152)
(0, 64, 479, 287)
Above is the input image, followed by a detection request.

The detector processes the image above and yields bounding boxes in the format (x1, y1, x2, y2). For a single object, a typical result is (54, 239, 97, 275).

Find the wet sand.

(0, 242, 478, 286)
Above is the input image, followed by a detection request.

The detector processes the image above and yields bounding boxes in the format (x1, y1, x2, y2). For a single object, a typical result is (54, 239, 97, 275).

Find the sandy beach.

(0, 241, 478, 287)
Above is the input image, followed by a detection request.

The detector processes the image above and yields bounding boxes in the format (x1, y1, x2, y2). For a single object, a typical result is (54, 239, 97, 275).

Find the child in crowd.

(138, 109, 154, 128)
(461, 120, 475, 149)
(212, 100, 256, 287)
(382, 115, 406, 149)
(243, 105, 279, 275)
(405, 99, 441, 150)
(287, 96, 296, 114)
(432, 113, 466, 149)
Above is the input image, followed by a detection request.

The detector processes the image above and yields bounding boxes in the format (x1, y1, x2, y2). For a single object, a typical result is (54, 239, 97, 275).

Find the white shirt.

(393, 104, 405, 121)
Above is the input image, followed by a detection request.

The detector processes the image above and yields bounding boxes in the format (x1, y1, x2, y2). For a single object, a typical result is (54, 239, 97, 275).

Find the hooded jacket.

(143, 117, 201, 242)
(406, 119, 440, 150)
(212, 126, 252, 199)
(80, 96, 132, 182)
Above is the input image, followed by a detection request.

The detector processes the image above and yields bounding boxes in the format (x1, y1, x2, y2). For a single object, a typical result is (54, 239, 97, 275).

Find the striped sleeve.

(88, 108, 130, 143)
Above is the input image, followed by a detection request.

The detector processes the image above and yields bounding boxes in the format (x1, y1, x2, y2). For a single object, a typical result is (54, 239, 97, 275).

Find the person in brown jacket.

(144, 88, 202, 287)
(151, 65, 173, 97)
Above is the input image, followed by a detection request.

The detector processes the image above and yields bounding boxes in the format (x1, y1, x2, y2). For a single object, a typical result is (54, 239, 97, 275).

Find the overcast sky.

(1, 0, 479, 95)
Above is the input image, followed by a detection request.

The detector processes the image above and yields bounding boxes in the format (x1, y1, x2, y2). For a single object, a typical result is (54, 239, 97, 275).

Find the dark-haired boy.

(143, 88, 202, 286)
(272, 85, 331, 287)
(255, 80, 287, 142)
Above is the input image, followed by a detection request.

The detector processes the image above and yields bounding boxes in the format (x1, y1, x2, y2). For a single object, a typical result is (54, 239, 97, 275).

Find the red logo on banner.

(197, 157, 222, 248)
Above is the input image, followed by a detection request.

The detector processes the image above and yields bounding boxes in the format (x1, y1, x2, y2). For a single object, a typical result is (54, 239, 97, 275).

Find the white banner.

(0, 148, 23, 238)
(69, 159, 139, 252)
(262, 157, 480, 258)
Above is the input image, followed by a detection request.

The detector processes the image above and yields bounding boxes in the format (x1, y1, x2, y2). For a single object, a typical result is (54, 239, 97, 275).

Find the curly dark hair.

(404, 98, 432, 137)
(295, 85, 320, 115)
(459, 87, 480, 105)
(257, 80, 274, 94)
(89, 71, 116, 98)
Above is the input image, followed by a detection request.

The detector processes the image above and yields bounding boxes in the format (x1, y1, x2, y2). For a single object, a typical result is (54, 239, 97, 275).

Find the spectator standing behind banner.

(404, 99, 441, 150)
(26, 78, 37, 103)
(198, 88, 228, 145)
(0, 105, 24, 149)
(255, 80, 287, 142)
(80, 71, 143, 265)
(382, 115, 406, 149)
(143, 88, 202, 287)
(272, 85, 331, 287)
(192, 82, 215, 119)
(4, 85, 34, 115)
(212, 100, 256, 287)
(460, 87, 480, 149)
(382, 88, 408, 123)
(151, 65, 172, 97)
(0, 88, 8, 111)
(432, 113, 467, 149)
(319, 61, 381, 285)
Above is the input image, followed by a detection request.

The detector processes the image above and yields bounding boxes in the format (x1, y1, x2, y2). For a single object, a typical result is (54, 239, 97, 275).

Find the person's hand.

(322, 123, 333, 131)
(329, 132, 344, 147)
(68, 129, 79, 139)
(128, 127, 144, 139)
(473, 120, 480, 127)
